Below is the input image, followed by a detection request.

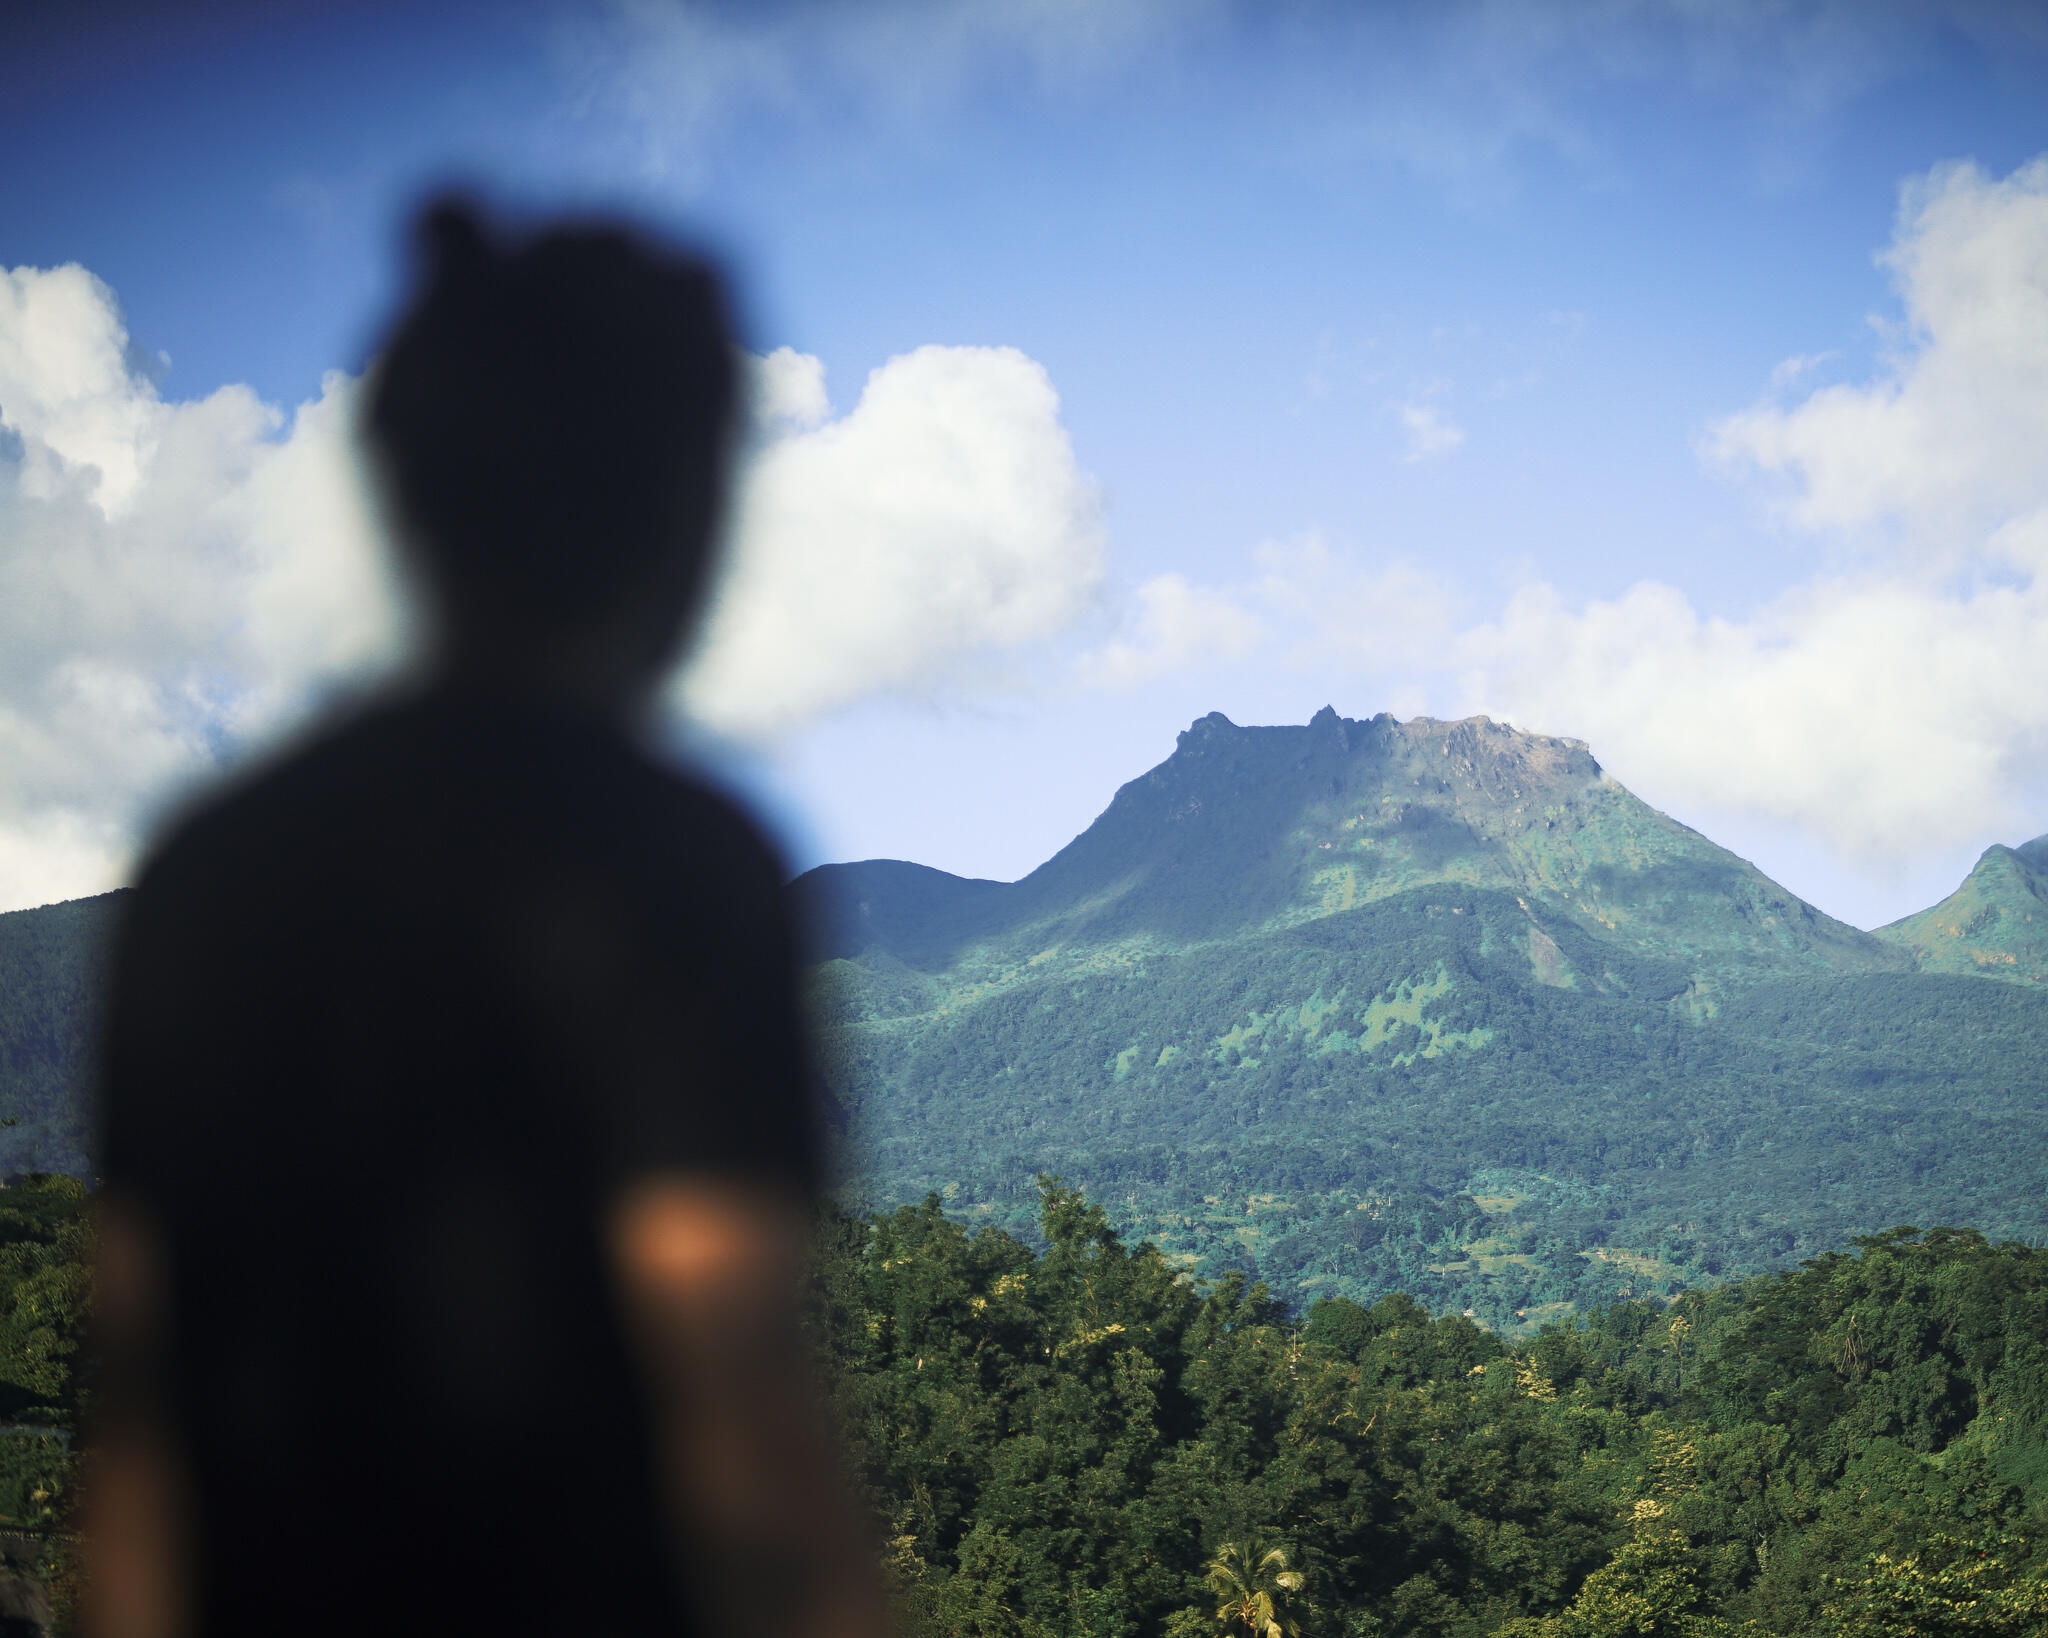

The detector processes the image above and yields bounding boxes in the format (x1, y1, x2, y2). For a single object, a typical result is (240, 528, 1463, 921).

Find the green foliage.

(0, 1175, 92, 1554)
(790, 715, 2048, 1331)
(1878, 839, 2048, 987)
(820, 876, 2048, 1328)
(810, 1186, 2048, 1638)
(1206, 1541, 1307, 1638)
(1817, 1533, 2048, 1636)
(0, 1176, 92, 1426)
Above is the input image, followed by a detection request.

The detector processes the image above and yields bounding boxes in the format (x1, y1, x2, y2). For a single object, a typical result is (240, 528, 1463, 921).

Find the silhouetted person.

(89, 198, 886, 1638)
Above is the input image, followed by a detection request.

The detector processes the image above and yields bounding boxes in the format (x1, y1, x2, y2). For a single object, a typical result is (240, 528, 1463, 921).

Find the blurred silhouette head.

(365, 194, 739, 703)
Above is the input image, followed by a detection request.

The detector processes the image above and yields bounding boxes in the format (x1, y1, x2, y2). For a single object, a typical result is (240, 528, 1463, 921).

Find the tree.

(1205, 1542, 1306, 1638)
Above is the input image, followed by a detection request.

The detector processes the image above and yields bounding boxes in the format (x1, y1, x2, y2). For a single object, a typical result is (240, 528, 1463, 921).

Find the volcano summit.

(799, 710, 2048, 1326)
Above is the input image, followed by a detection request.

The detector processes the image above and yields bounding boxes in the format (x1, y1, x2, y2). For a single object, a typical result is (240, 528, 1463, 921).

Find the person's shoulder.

(130, 697, 421, 911)
(631, 752, 790, 891)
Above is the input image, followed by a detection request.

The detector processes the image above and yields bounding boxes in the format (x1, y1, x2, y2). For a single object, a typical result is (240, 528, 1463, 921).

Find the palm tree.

(1204, 1541, 1306, 1638)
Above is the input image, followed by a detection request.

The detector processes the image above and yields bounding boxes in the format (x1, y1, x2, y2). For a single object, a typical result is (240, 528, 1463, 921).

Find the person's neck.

(425, 629, 661, 731)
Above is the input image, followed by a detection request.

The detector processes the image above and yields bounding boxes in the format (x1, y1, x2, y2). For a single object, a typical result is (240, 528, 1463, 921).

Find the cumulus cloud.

(749, 344, 830, 431)
(1453, 574, 2048, 860)
(1484, 154, 2048, 858)
(1710, 155, 2048, 556)
(684, 344, 1106, 736)
(1306, 156, 2048, 865)
(1061, 533, 1457, 699)
(1062, 156, 2048, 869)
(0, 267, 1111, 910)
(1396, 401, 1464, 462)
(1070, 572, 1264, 690)
(0, 264, 400, 912)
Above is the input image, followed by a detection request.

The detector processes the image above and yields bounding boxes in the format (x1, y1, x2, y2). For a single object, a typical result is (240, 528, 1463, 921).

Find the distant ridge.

(2, 711, 2045, 1327)
(1878, 833, 2048, 985)
(795, 708, 2048, 1326)
(799, 708, 1907, 984)
(0, 889, 125, 1177)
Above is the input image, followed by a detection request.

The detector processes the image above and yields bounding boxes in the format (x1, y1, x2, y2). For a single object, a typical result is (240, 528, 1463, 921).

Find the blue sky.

(4, 0, 2048, 926)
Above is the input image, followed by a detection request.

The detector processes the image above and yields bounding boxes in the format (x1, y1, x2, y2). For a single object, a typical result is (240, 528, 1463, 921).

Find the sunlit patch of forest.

(5, 1177, 2048, 1634)
(810, 1183, 2048, 1638)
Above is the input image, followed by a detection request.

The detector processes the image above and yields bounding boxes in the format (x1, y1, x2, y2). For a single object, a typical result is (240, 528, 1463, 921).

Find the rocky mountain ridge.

(791, 709, 2048, 1324)
(1877, 833, 2048, 985)
(0, 709, 2043, 1329)
(802, 708, 1936, 989)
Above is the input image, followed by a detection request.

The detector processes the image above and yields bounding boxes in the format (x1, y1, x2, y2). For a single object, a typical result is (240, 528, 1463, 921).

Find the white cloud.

(0, 268, 1109, 909)
(1055, 155, 2048, 872)
(1453, 574, 2048, 861)
(683, 344, 1106, 736)
(1070, 572, 1264, 690)
(1265, 156, 2048, 867)
(1397, 401, 1465, 462)
(1710, 156, 2048, 554)
(0, 264, 401, 912)
(748, 343, 830, 432)
(11, 147, 2047, 913)
(1248, 534, 1457, 670)
(1061, 533, 1453, 696)
(1487, 154, 2048, 858)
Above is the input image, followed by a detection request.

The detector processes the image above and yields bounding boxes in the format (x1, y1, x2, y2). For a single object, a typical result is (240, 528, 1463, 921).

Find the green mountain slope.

(802, 709, 1908, 985)
(1876, 832, 2048, 985)
(0, 711, 2041, 1331)
(0, 891, 122, 1179)
(801, 711, 2047, 1327)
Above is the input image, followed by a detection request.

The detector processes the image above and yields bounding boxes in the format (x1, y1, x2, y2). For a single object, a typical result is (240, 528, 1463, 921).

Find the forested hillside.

(0, 710, 2043, 1337)
(817, 1183, 2048, 1637)
(0, 895, 120, 1180)
(2, 1176, 2045, 1635)
(1879, 837, 2048, 985)
(803, 711, 2048, 1327)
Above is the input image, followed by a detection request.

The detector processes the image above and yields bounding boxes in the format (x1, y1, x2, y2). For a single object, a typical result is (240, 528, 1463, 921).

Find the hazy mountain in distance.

(799, 708, 1909, 984)
(1877, 834, 2048, 986)
(0, 890, 122, 1177)
(798, 710, 2048, 1328)
(2, 710, 2043, 1331)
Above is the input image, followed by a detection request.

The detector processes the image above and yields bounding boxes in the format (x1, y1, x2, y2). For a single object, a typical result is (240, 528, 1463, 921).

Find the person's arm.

(607, 1175, 891, 1638)
(83, 1199, 189, 1638)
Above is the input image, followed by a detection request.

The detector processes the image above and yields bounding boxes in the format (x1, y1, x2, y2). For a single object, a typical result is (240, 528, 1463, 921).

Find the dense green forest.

(812, 1182, 2048, 1637)
(2, 712, 2045, 1631)
(4, 1175, 2048, 1634)
(4, 715, 2044, 1338)
(800, 712, 2048, 1330)
(817, 880, 2048, 1330)
(0, 1175, 92, 1633)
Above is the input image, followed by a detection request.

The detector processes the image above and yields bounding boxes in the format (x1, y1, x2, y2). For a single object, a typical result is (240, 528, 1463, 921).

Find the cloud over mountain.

(0, 268, 1107, 910)
(0, 263, 398, 913)
(683, 344, 1105, 737)
(1465, 155, 2048, 860)
(1149, 155, 2048, 870)
(4, 150, 2046, 912)
(1711, 155, 2048, 553)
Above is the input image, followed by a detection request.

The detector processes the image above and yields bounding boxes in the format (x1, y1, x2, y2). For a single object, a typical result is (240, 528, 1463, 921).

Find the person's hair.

(364, 193, 739, 630)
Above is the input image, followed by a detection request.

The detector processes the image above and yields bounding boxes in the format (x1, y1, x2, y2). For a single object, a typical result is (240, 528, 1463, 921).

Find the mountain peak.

(1877, 832, 2048, 985)
(1175, 709, 1239, 749)
(801, 708, 1902, 980)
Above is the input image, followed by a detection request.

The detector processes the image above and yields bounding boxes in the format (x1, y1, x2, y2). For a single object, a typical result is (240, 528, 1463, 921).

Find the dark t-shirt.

(99, 688, 818, 1638)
